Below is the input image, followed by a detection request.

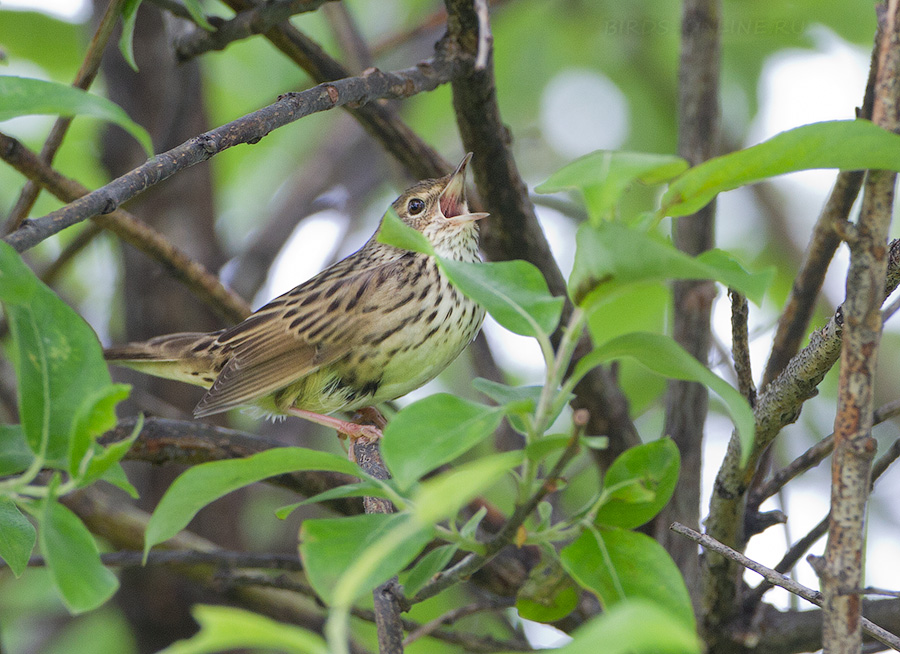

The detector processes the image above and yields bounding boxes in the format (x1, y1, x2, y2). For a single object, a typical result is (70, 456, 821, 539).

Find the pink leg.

(286, 407, 383, 442)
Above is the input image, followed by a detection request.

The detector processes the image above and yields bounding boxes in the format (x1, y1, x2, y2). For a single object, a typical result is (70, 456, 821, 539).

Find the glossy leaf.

(537, 150, 688, 221)
(516, 556, 580, 623)
(401, 543, 458, 598)
(0, 76, 152, 155)
(300, 513, 432, 606)
(381, 394, 504, 491)
(40, 500, 118, 613)
(145, 447, 360, 556)
(560, 527, 694, 630)
(553, 599, 701, 654)
(68, 384, 131, 478)
(80, 414, 143, 488)
(376, 208, 434, 255)
(572, 333, 754, 464)
(118, 0, 141, 72)
(570, 222, 773, 307)
(0, 424, 34, 476)
(440, 258, 564, 338)
(661, 120, 900, 217)
(595, 439, 680, 529)
(0, 496, 36, 577)
(0, 242, 119, 463)
(158, 605, 328, 654)
(412, 452, 520, 524)
(274, 481, 390, 519)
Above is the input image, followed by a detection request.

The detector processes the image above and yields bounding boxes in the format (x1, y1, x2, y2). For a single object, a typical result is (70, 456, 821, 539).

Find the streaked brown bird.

(105, 154, 487, 439)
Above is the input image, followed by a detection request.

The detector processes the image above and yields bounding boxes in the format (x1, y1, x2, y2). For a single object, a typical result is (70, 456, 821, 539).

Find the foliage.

(0, 2, 896, 654)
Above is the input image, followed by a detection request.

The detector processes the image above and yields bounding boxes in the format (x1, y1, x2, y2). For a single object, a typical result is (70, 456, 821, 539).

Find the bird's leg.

(285, 408, 383, 442)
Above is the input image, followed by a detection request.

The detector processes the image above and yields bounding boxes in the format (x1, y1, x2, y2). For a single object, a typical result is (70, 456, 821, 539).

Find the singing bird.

(105, 154, 487, 439)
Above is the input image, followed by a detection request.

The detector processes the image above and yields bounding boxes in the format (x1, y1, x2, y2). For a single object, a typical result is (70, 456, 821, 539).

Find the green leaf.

(662, 120, 900, 217)
(158, 605, 328, 654)
(39, 500, 118, 613)
(560, 527, 695, 631)
(376, 210, 565, 338)
(595, 439, 680, 529)
(473, 378, 563, 434)
(440, 259, 564, 338)
(0, 242, 119, 463)
(554, 599, 701, 654)
(381, 394, 504, 491)
(570, 222, 772, 307)
(68, 384, 131, 479)
(300, 513, 432, 606)
(536, 151, 688, 222)
(412, 452, 520, 524)
(376, 208, 434, 254)
(401, 543, 458, 598)
(516, 556, 580, 623)
(181, 0, 215, 31)
(572, 333, 754, 465)
(275, 480, 390, 519)
(80, 414, 143, 488)
(0, 424, 35, 476)
(118, 0, 142, 72)
(145, 447, 360, 556)
(0, 76, 153, 155)
(0, 496, 36, 577)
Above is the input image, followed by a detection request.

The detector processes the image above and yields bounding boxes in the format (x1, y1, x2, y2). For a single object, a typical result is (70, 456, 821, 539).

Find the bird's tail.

(104, 332, 222, 388)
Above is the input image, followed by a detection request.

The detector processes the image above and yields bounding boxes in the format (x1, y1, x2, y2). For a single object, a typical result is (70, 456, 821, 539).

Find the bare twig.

(173, 0, 338, 62)
(3, 54, 460, 254)
(4, 549, 303, 571)
(3, 0, 127, 233)
(403, 598, 516, 647)
(751, 398, 900, 507)
(730, 289, 756, 406)
(672, 522, 900, 652)
(0, 132, 250, 324)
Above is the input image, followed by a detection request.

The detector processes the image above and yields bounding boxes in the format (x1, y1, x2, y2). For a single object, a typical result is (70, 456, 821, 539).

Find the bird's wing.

(193, 251, 421, 417)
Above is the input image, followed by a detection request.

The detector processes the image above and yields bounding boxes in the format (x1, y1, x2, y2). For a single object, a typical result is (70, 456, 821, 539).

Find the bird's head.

(390, 153, 488, 258)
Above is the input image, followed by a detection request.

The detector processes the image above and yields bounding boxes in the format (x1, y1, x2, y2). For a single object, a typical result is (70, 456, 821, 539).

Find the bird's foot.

(286, 408, 383, 442)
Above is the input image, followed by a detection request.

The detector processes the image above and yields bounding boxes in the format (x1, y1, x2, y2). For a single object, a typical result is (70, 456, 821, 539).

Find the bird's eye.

(407, 198, 426, 215)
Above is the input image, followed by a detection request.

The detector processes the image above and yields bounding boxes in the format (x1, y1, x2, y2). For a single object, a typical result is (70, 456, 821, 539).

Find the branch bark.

(823, 2, 900, 650)
(655, 0, 720, 612)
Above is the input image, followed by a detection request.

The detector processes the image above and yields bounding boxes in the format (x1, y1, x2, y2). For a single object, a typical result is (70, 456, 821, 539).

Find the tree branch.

(0, 132, 250, 323)
(443, 0, 640, 463)
(173, 1, 338, 62)
(3, 54, 459, 254)
(2, 0, 127, 234)
(823, 2, 900, 648)
(672, 523, 900, 652)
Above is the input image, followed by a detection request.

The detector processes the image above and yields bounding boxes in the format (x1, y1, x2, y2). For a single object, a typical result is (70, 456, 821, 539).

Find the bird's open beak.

(440, 153, 489, 225)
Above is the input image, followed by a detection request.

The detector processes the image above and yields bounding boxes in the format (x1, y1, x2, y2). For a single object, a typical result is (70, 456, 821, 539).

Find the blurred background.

(1, 1, 898, 652)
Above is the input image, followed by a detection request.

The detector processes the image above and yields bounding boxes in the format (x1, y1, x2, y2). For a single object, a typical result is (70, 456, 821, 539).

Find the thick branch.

(444, 0, 640, 460)
(658, 0, 721, 617)
(3, 56, 458, 254)
(0, 132, 250, 323)
(823, 2, 900, 649)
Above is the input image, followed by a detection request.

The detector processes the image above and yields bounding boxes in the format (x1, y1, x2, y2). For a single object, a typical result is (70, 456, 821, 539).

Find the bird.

(104, 153, 487, 440)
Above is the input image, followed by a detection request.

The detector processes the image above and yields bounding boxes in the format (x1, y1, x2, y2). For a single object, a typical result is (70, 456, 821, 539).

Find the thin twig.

(174, 0, 338, 62)
(3, 0, 127, 233)
(751, 398, 900, 507)
(3, 549, 303, 571)
(746, 433, 900, 607)
(0, 132, 250, 324)
(403, 598, 516, 647)
(730, 289, 756, 406)
(3, 53, 460, 254)
(671, 522, 900, 652)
